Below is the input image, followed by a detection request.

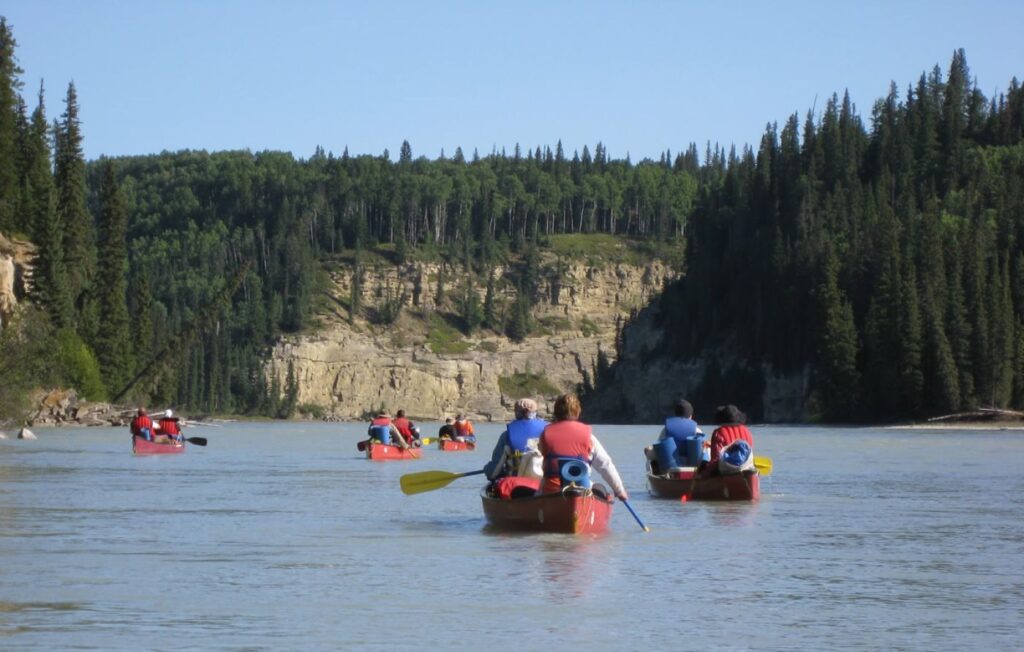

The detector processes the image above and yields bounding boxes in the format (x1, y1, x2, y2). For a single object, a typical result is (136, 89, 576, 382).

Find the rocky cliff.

(268, 258, 674, 422)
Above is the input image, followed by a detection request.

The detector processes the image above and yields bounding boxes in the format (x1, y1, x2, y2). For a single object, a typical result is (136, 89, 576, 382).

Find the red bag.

(494, 476, 541, 499)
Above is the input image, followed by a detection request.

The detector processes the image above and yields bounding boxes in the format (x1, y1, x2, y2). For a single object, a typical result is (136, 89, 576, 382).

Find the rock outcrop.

(269, 259, 674, 422)
(0, 233, 34, 330)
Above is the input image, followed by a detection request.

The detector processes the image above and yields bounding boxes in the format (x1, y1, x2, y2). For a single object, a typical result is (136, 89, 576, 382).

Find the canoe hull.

(647, 468, 759, 501)
(132, 436, 185, 455)
(438, 439, 475, 452)
(481, 487, 614, 534)
(367, 442, 423, 461)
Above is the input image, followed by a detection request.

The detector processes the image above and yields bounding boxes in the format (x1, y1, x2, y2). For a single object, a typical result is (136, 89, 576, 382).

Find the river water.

(1, 422, 1022, 651)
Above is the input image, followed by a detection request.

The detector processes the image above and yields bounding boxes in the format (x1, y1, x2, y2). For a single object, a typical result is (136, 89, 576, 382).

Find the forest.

(1, 12, 1023, 423)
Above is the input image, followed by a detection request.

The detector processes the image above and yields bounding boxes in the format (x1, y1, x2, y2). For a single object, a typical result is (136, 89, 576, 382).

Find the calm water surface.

(1, 422, 1022, 651)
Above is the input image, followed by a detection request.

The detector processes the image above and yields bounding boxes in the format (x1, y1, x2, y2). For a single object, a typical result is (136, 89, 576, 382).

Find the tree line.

(2, 14, 1022, 424)
(649, 50, 1024, 422)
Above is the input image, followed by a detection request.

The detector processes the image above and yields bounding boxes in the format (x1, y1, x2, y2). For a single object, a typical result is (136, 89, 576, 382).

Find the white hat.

(164, 409, 173, 418)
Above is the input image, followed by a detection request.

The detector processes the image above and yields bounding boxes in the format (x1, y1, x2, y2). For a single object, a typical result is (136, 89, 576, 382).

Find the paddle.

(357, 439, 368, 452)
(400, 469, 486, 495)
(754, 455, 772, 476)
(620, 498, 650, 532)
(185, 436, 207, 447)
(420, 437, 434, 445)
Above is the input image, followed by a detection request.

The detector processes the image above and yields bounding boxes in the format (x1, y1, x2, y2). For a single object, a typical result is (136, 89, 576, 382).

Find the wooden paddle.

(400, 469, 485, 495)
(754, 455, 772, 476)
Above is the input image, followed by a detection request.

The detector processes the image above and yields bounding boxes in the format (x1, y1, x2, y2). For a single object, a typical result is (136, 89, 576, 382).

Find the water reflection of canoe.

(132, 436, 185, 455)
(438, 439, 475, 451)
(646, 468, 759, 501)
(481, 486, 614, 534)
(366, 442, 423, 461)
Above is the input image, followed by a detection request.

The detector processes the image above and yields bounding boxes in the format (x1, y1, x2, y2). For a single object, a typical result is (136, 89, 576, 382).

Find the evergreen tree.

(0, 18, 22, 234)
(54, 82, 94, 309)
(812, 246, 860, 420)
(25, 83, 73, 327)
(93, 160, 133, 394)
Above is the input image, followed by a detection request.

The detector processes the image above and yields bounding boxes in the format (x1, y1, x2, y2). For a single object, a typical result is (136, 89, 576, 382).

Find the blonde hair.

(552, 394, 581, 421)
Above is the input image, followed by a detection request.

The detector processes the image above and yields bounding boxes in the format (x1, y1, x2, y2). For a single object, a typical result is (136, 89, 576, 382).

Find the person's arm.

(483, 431, 510, 480)
(656, 427, 668, 441)
(589, 435, 628, 499)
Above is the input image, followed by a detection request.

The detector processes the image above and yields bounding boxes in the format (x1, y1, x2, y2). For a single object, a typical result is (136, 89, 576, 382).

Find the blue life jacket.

(507, 418, 548, 453)
(665, 416, 698, 445)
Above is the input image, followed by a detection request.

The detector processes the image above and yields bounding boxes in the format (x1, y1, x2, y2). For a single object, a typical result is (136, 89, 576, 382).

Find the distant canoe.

(646, 467, 759, 501)
(438, 439, 475, 452)
(366, 442, 423, 461)
(481, 486, 614, 534)
(132, 435, 185, 455)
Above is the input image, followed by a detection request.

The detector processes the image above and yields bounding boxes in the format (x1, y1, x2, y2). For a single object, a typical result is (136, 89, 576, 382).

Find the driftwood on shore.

(927, 407, 1024, 423)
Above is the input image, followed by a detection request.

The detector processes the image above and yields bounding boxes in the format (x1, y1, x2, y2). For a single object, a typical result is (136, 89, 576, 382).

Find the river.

(1, 422, 1022, 651)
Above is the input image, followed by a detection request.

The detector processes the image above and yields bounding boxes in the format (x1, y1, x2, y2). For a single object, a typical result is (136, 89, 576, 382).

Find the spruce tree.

(54, 82, 94, 308)
(94, 161, 134, 395)
(0, 18, 22, 234)
(813, 246, 860, 420)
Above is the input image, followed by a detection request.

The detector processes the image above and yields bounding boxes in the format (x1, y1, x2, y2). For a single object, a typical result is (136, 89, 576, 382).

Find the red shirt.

(538, 420, 593, 493)
(158, 418, 180, 436)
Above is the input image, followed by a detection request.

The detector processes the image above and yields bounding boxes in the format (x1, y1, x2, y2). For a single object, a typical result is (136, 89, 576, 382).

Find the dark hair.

(396, 409, 406, 418)
(714, 404, 746, 425)
(674, 399, 694, 418)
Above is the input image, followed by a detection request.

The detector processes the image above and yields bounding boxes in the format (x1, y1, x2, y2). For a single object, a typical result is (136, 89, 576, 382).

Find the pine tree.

(813, 246, 860, 420)
(93, 160, 133, 394)
(0, 18, 23, 234)
(25, 83, 73, 327)
(54, 82, 94, 308)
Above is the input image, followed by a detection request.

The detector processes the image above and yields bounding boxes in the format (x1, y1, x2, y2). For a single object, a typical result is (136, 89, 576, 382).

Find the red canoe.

(646, 468, 759, 501)
(481, 486, 614, 534)
(132, 436, 185, 455)
(438, 439, 475, 452)
(366, 442, 423, 461)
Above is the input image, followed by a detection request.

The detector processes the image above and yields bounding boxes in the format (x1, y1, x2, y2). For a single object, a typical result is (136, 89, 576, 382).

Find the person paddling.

(393, 409, 421, 447)
(484, 398, 547, 482)
(537, 393, 629, 501)
(453, 413, 475, 443)
(366, 410, 410, 450)
(701, 404, 754, 477)
(130, 407, 154, 441)
(156, 409, 183, 443)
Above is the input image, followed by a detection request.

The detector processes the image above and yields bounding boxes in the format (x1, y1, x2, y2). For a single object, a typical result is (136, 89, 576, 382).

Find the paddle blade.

(186, 437, 207, 446)
(754, 455, 772, 476)
(357, 440, 368, 452)
(420, 437, 433, 445)
(400, 470, 464, 495)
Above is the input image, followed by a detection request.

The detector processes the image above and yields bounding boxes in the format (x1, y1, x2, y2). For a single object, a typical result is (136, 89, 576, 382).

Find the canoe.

(366, 442, 423, 461)
(646, 466, 759, 501)
(480, 486, 614, 534)
(438, 439, 475, 452)
(132, 435, 185, 455)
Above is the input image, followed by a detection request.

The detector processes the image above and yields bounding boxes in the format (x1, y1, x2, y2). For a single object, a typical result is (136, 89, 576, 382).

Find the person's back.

(367, 411, 408, 449)
(158, 409, 182, 442)
(131, 407, 154, 441)
(537, 394, 628, 500)
(453, 414, 475, 442)
(393, 410, 415, 444)
(705, 404, 754, 474)
(437, 417, 456, 439)
(484, 399, 546, 481)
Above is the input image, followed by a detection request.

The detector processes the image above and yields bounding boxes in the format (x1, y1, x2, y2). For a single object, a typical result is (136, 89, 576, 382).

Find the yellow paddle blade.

(420, 437, 433, 445)
(400, 470, 464, 495)
(754, 455, 773, 476)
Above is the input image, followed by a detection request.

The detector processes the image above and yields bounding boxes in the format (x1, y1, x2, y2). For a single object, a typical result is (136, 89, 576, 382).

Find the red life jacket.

(393, 417, 413, 438)
(159, 418, 180, 436)
(371, 417, 392, 427)
(538, 420, 593, 493)
(709, 424, 754, 463)
(454, 419, 473, 436)
(131, 415, 153, 437)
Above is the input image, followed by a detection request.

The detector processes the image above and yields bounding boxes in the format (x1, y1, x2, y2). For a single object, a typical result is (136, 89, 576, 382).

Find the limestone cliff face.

(268, 260, 674, 422)
(0, 233, 35, 329)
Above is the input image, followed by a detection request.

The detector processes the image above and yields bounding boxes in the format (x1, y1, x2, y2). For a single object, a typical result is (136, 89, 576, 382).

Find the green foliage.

(579, 317, 600, 337)
(55, 328, 106, 401)
(297, 402, 326, 419)
(426, 314, 471, 354)
(498, 371, 560, 399)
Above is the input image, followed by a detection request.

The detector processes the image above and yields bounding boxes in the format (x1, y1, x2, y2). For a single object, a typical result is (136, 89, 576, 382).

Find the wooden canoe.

(646, 466, 759, 501)
(481, 486, 614, 534)
(132, 435, 185, 455)
(438, 439, 475, 451)
(366, 442, 423, 461)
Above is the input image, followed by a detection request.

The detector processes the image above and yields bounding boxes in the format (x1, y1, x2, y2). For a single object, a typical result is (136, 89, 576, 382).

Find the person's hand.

(616, 491, 629, 501)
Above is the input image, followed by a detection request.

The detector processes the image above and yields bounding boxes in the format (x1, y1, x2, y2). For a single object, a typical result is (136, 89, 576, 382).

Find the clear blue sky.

(4, 0, 1023, 162)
